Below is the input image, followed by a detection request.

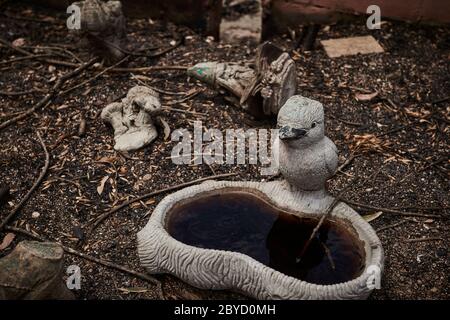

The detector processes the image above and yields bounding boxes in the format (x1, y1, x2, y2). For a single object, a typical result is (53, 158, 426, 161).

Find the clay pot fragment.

(187, 41, 297, 117)
(101, 86, 161, 152)
(0, 241, 74, 300)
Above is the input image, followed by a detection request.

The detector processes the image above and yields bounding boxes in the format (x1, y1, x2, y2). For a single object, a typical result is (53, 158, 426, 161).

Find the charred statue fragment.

(188, 42, 297, 117)
(0, 241, 74, 300)
(101, 86, 161, 152)
(71, 0, 126, 63)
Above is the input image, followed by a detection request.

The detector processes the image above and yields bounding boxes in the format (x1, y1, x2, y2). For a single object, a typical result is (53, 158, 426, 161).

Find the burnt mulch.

(0, 3, 449, 299)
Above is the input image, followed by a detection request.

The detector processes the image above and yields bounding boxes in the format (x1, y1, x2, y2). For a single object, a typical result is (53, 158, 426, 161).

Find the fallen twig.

(4, 225, 163, 297)
(0, 53, 55, 66)
(0, 12, 63, 25)
(296, 186, 350, 264)
(0, 37, 76, 68)
(88, 172, 238, 232)
(320, 241, 336, 270)
(0, 57, 98, 131)
(329, 114, 364, 127)
(0, 38, 187, 73)
(0, 90, 40, 96)
(162, 106, 206, 116)
(168, 88, 204, 104)
(91, 33, 182, 58)
(393, 156, 447, 186)
(131, 73, 184, 96)
(345, 200, 441, 218)
(336, 153, 360, 175)
(110, 65, 187, 73)
(376, 220, 410, 233)
(404, 236, 445, 243)
(61, 56, 130, 96)
(0, 132, 50, 230)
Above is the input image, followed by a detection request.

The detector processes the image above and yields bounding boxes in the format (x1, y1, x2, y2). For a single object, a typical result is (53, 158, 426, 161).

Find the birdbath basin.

(137, 180, 384, 300)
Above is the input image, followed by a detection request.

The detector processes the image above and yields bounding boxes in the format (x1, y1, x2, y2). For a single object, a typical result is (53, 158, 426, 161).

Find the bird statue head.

(277, 95, 325, 147)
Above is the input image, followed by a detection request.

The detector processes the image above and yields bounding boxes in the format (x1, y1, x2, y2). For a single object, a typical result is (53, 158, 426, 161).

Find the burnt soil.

(0, 3, 449, 299)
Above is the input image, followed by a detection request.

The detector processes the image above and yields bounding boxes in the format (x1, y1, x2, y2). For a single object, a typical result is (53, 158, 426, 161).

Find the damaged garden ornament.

(137, 95, 384, 300)
(101, 86, 161, 152)
(188, 42, 297, 117)
(69, 0, 126, 62)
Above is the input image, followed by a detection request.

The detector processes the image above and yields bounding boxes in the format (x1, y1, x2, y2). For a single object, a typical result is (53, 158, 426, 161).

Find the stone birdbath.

(137, 96, 384, 300)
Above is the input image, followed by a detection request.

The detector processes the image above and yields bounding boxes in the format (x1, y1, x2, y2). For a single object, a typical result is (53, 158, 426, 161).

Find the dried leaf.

(96, 156, 117, 164)
(0, 233, 15, 251)
(118, 287, 150, 294)
(355, 91, 379, 102)
(130, 202, 141, 209)
(158, 116, 171, 140)
(97, 176, 109, 195)
(363, 211, 383, 222)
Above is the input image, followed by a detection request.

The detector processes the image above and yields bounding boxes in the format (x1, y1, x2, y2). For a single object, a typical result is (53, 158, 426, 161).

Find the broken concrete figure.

(71, 0, 126, 62)
(220, 0, 262, 44)
(187, 42, 297, 117)
(0, 241, 74, 299)
(101, 86, 161, 152)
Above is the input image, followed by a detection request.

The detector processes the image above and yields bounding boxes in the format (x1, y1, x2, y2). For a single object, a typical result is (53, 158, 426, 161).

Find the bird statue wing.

(324, 138, 339, 177)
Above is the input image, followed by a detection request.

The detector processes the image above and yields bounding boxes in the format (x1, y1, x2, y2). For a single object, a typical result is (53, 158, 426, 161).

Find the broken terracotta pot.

(0, 241, 74, 300)
(70, 0, 127, 63)
(187, 42, 297, 117)
(101, 86, 161, 152)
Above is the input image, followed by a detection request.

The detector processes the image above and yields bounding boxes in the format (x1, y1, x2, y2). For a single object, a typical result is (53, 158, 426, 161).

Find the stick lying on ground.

(0, 58, 98, 131)
(0, 132, 49, 230)
(88, 172, 238, 232)
(0, 37, 187, 73)
(295, 187, 349, 264)
(344, 200, 442, 218)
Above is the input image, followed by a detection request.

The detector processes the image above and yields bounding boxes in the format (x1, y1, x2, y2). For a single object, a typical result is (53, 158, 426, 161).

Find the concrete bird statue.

(276, 95, 338, 191)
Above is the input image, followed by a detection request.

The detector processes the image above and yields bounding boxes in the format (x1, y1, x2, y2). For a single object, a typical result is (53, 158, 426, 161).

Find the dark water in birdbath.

(166, 191, 365, 285)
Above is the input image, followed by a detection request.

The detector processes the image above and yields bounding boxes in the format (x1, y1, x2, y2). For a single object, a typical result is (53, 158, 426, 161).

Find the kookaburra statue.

(276, 95, 338, 191)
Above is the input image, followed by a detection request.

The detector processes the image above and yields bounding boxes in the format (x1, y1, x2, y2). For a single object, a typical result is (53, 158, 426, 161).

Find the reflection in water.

(167, 191, 365, 285)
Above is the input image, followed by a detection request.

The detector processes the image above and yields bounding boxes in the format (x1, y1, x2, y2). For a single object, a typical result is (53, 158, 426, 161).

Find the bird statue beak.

(278, 126, 307, 140)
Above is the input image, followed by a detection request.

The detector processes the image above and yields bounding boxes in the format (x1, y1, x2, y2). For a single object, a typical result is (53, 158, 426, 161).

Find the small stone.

(12, 38, 26, 47)
(31, 211, 40, 219)
(142, 174, 152, 181)
(431, 287, 438, 293)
